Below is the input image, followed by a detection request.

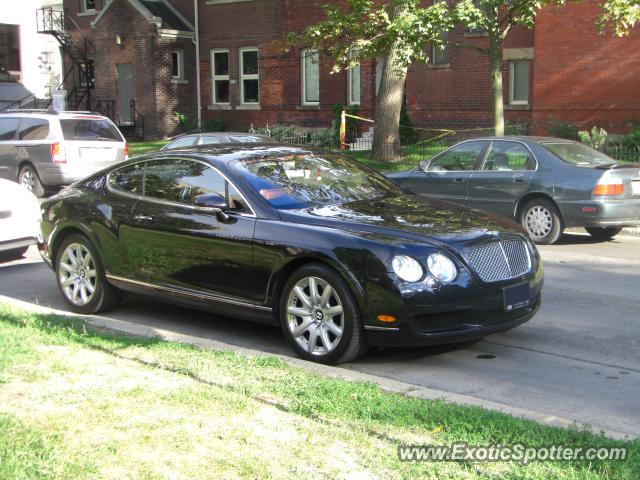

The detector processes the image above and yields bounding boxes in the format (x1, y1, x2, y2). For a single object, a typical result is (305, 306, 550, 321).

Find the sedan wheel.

(585, 226, 623, 241)
(521, 199, 563, 245)
(55, 234, 120, 314)
(280, 264, 368, 364)
(18, 165, 44, 198)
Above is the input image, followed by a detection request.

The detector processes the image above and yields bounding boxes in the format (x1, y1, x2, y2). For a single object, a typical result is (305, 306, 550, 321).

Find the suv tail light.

(124, 143, 129, 160)
(51, 142, 66, 164)
(593, 177, 624, 196)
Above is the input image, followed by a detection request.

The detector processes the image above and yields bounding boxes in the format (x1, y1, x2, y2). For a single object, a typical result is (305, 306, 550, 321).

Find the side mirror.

(193, 194, 230, 221)
(419, 160, 430, 171)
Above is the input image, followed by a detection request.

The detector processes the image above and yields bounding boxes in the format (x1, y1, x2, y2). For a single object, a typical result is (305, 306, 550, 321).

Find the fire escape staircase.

(36, 8, 94, 111)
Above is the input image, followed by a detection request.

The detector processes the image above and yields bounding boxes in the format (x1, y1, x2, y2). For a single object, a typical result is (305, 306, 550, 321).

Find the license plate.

(503, 283, 531, 311)
(632, 180, 640, 196)
(80, 148, 117, 162)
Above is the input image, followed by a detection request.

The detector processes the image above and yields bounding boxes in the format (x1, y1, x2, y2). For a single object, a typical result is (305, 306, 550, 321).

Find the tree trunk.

(488, 35, 504, 137)
(372, 3, 408, 163)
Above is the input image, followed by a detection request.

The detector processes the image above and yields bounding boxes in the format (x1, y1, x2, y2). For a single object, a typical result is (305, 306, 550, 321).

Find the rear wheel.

(521, 199, 563, 245)
(280, 264, 368, 364)
(18, 165, 45, 198)
(55, 234, 120, 314)
(585, 226, 623, 241)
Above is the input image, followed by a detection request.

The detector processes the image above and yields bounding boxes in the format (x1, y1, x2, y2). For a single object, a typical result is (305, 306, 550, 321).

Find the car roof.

(457, 135, 577, 144)
(135, 143, 314, 164)
(167, 131, 272, 140)
(0, 110, 112, 121)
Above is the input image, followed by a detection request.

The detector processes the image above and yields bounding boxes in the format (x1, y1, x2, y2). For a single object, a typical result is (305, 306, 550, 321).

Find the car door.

(410, 140, 489, 205)
(467, 140, 536, 218)
(129, 157, 258, 302)
(0, 117, 19, 180)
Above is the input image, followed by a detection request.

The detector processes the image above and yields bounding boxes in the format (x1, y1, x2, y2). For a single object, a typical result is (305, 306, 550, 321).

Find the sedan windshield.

(543, 142, 616, 166)
(233, 152, 404, 209)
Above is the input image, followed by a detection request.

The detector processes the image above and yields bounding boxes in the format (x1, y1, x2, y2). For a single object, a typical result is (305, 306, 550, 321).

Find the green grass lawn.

(128, 140, 169, 157)
(0, 302, 637, 479)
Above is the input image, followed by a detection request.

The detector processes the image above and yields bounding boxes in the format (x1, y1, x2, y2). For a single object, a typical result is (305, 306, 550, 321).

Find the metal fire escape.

(36, 8, 94, 111)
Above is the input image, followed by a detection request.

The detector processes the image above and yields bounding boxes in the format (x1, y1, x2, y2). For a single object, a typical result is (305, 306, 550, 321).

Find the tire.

(520, 198, 563, 245)
(55, 234, 120, 314)
(18, 164, 45, 198)
(585, 226, 623, 241)
(279, 263, 368, 365)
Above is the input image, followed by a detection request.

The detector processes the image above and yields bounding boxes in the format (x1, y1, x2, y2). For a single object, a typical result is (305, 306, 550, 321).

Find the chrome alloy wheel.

(524, 205, 553, 241)
(20, 168, 36, 192)
(286, 276, 344, 356)
(58, 243, 97, 306)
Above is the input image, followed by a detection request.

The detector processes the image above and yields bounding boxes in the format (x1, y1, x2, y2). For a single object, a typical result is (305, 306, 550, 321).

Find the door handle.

(453, 177, 465, 183)
(134, 214, 153, 222)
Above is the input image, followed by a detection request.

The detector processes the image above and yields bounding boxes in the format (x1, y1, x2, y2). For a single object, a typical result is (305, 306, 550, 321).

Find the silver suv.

(0, 110, 128, 197)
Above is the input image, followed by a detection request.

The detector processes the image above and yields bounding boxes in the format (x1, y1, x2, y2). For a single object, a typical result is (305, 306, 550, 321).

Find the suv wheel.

(18, 165, 44, 198)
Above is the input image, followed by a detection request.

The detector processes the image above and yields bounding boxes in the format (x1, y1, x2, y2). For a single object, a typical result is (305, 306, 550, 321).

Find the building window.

(211, 49, 230, 104)
(431, 32, 449, 66)
(240, 48, 259, 104)
(301, 49, 319, 105)
(0, 24, 20, 73)
(347, 63, 360, 105)
(83, 0, 96, 12)
(509, 60, 529, 105)
(172, 50, 184, 80)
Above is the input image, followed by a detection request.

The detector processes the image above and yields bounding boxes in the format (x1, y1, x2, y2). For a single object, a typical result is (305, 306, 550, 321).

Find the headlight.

(392, 255, 423, 282)
(427, 253, 457, 283)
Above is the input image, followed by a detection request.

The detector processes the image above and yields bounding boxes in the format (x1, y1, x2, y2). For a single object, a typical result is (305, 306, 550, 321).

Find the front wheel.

(521, 199, 563, 245)
(585, 226, 623, 241)
(55, 234, 120, 314)
(280, 264, 368, 364)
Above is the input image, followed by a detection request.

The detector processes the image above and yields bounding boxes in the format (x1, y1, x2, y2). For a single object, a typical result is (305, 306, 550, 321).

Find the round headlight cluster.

(427, 253, 457, 283)
(392, 255, 423, 282)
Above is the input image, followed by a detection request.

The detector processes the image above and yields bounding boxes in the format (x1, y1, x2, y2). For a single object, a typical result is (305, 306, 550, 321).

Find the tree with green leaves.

(597, 0, 640, 36)
(288, 0, 452, 162)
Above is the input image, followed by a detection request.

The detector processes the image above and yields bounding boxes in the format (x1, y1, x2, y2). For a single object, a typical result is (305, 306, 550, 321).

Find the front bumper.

(362, 260, 544, 348)
(559, 199, 640, 228)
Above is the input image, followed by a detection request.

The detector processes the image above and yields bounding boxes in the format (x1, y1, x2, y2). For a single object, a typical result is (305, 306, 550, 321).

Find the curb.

(0, 294, 633, 441)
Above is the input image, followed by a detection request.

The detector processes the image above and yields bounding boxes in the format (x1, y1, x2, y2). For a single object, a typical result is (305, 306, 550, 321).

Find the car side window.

(428, 141, 487, 172)
(482, 141, 535, 171)
(109, 163, 145, 195)
(143, 159, 248, 212)
(198, 136, 223, 145)
(18, 118, 50, 140)
(167, 136, 198, 149)
(0, 117, 19, 141)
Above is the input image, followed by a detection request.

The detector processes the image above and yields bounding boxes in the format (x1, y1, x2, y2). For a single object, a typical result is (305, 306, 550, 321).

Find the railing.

(604, 144, 640, 163)
(96, 99, 116, 123)
(130, 100, 145, 140)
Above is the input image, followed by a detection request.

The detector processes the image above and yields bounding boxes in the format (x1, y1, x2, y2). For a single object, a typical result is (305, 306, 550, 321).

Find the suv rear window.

(19, 118, 50, 140)
(60, 118, 123, 142)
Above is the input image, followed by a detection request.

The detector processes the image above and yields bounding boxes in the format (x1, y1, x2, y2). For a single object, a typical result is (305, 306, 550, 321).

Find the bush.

(309, 121, 339, 148)
(202, 116, 228, 132)
(549, 118, 580, 140)
(578, 126, 608, 150)
(174, 112, 198, 134)
(333, 104, 359, 144)
(622, 120, 640, 148)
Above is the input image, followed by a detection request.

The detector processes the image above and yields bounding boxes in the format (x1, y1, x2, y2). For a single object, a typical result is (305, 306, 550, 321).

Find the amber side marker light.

(377, 315, 397, 323)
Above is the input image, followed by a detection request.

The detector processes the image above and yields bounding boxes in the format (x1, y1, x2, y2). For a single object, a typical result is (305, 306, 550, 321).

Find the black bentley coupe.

(38, 145, 544, 364)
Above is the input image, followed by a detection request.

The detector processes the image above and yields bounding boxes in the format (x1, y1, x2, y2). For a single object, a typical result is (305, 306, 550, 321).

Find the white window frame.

(172, 49, 184, 80)
(83, 0, 96, 12)
(211, 49, 230, 105)
(239, 47, 259, 105)
(509, 60, 529, 105)
(301, 49, 319, 106)
(347, 63, 360, 105)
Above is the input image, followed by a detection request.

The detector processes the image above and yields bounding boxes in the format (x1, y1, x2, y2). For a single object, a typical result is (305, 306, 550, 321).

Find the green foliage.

(578, 126, 608, 150)
(549, 118, 580, 141)
(597, 0, 640, 36)
(333, 103, 359, 144)
(202, 116, 228, 132)
(622, 120, 640, 148)
(173, 111, 198, 134)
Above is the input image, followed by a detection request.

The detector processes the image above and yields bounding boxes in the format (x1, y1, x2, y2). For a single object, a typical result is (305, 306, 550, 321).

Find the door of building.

(117, 64, 133, 125)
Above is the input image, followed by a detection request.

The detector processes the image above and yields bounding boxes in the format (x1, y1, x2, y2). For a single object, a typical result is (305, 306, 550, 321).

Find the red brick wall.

(532, 3, 640, 134)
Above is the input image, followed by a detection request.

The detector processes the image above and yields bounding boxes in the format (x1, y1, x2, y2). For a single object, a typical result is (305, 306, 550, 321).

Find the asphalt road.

(1, 232, 639, 437)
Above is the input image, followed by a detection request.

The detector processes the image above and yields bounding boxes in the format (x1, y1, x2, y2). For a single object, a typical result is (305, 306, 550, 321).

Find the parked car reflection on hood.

(39, 144, 543, 364)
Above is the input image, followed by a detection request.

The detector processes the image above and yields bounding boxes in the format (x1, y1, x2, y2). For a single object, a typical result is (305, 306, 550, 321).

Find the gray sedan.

(161, 132, 274, 150)
(387, 137, 640, 244)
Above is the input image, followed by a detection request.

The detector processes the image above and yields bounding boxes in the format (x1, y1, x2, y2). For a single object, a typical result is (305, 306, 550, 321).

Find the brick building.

(50, 0, 640, 139)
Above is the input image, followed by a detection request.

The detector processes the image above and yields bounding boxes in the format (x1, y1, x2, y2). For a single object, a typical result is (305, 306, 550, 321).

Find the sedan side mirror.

(419, 160, 430, 171)
(193, 194, 230, 221)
